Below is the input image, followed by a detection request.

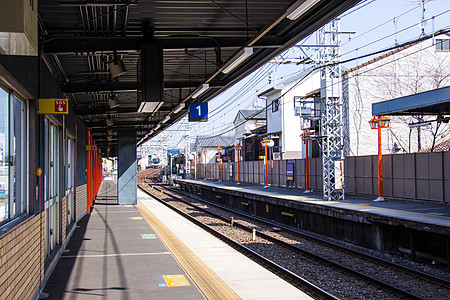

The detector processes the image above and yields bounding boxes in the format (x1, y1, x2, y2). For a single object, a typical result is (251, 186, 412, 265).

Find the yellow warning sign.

(86, 145, 97, 151)
(163, 275, 190, 287)
(39, 98, 69, 114)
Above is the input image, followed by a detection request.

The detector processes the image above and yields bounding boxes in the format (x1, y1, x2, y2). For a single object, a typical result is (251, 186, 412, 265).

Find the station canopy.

(372, 85, 450, 116)
(39, 0, 360, 156)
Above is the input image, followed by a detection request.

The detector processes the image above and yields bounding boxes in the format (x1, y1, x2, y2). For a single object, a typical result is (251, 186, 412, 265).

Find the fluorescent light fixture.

(154, 124, 161, 130)
(222, 47, 253, 74)
(108, 95, 120, 109)
(161, 115, 170, 124)
(139, 101, 163, 113)
(173, 102, 185, 114)
(286, 0, 320, 20)
(191, 83, 210, 98)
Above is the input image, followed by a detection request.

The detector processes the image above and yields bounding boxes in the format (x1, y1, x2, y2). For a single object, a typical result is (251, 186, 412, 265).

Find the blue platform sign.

(286, 163, 294, 181)
(189, 103, 208, 122)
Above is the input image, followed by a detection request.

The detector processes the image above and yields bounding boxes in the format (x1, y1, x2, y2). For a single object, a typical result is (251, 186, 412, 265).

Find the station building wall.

(0, 55, 88, 299)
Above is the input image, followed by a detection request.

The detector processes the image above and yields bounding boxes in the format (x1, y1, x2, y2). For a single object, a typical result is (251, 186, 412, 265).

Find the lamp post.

(301, 129, 313, 193)
(203, 149, 207, 180)
(217, 146, 223, 181)
(368, 115, 391, 202)
(235, 143, 242, 184)
(261, 137, 274, 188)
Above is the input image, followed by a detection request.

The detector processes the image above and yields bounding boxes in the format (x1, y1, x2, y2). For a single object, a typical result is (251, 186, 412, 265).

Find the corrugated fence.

(195, 151, 449, 204)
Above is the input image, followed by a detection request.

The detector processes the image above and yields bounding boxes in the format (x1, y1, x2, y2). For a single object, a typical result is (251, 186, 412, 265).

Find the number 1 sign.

(189, 103, 208, 122)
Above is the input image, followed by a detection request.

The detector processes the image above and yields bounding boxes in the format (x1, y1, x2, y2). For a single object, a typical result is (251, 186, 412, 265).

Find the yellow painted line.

(123, 205, 135, 207)
(163, 275, 190, 287)
(136, 201, 240, 300)
(131, 217, 143, 220)
(281, 212, 294, 218)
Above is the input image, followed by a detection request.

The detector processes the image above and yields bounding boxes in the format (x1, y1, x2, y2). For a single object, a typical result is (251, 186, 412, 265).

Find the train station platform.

(175, 179, 450, 227)
(174, 179, 450, 267)
(42, 180, 312, 299)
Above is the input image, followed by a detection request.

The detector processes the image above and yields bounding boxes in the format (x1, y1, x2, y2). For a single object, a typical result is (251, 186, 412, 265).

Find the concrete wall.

(198, 151, 449, 204)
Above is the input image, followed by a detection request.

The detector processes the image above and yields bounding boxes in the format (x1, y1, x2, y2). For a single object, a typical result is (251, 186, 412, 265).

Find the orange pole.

(305, 138, 310, 191)
(237, 148, 240, 184)
(378, 125, 383, 199)
(90, 138, 93, 209)
(264, 145, 268, 187)
(218, 149, 221, 181)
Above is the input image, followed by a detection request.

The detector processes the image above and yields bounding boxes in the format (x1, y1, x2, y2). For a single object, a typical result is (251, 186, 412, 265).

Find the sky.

(143, 0, 450, 153)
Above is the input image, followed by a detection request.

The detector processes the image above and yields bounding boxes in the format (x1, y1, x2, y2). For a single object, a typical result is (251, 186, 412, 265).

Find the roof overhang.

(372, 85, 450, 116)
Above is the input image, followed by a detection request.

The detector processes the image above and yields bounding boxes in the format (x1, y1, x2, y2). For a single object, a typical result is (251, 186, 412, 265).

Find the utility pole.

(318, 19, 345, 201)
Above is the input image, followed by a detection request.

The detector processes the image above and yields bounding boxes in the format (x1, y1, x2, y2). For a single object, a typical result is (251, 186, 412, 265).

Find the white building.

(233, 110, 266, 143)
(192, 136, 235, 163)
(259, 68, 321, 159)
(343, 31, 450, 156)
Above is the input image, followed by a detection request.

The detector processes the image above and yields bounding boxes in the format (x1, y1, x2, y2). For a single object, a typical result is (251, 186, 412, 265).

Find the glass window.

(0, 88, 9, 223)
(272, 99, 279, 112)
(436, 39, 450, 52)
(0, 87, 28, 224)
(44, 118, 60, 256)
(12, 96, 26, 217)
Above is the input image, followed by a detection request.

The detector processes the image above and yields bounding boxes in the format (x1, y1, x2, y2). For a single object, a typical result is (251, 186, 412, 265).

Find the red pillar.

(305, 138, 310, 191)
(378, 126, 383, 199)
(264, 145, 268, 187)
(86, 128, 91, 214)
(237, 148, 240, 184)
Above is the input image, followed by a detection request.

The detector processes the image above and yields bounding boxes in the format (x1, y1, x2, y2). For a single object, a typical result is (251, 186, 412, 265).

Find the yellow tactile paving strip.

(136, 201, 241, 300)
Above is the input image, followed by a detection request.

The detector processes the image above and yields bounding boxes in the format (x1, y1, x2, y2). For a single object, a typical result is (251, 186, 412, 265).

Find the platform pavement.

(176, 179, 450, 228)
(42, 180, 204, 300)
(43, 180, 313, 299)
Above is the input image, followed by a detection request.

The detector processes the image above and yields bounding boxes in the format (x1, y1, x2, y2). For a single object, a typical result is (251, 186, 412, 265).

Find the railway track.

(138, 169, 450, 299)
(137, 171, 337, 299)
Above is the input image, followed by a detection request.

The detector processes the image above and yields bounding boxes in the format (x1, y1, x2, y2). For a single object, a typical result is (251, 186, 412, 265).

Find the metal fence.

(194, 151, 449, 204)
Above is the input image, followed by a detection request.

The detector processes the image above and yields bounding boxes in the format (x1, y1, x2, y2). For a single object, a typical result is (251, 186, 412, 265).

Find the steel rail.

(137, 181, 338, 300)
(168, 182, 450, 288)
(141, 176, 439, 300)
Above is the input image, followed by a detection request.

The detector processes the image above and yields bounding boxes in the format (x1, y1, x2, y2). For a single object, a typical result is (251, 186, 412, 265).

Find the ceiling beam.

(42, 36, 284, 54)
(63, 80, 224, 93)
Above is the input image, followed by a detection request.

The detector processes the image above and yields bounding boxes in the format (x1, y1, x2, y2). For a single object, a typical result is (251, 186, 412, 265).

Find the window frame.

(435, 39, 450, 52)
(271, 99, 279, 112)
(0, 83, 29, 226)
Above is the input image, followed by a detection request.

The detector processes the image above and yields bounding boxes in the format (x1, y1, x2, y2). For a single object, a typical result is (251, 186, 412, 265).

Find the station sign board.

(189, 103, 208, 122)
(39, 98, 68, 114)
(86, 145, 97, 151)
(286, 163, 294, 181)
